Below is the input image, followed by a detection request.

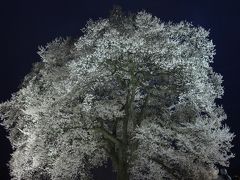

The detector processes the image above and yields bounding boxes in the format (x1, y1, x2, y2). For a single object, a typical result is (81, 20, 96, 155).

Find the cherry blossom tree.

(0, 8, 234, 180)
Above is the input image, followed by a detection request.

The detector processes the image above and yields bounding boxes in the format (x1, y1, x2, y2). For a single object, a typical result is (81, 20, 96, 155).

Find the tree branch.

(150, 157, 181, 179)
(94, 127, 121, 146)
(135, 94, 149, 127)
(112, 117, 120, 136)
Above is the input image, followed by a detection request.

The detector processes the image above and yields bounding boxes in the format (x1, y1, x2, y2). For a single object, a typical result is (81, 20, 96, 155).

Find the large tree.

(0, 8, 234, 180)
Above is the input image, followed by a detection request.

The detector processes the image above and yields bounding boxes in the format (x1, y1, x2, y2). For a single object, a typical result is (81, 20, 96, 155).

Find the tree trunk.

(117, 161, 129, 180)
(116, 146, 129, 180)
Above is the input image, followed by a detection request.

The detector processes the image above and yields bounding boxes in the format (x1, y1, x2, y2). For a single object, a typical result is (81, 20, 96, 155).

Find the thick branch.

(112, 117, 120, 136)
(130, 94, 149, 161)
(150, 157, 181, 179)
(94, 127, 121, 146)
(123, 88, 130, 143)
(123, 84, 136, 143)
(135, 94, 149, 127)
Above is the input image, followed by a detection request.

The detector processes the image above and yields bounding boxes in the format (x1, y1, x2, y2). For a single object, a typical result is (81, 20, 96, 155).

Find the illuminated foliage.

(0, 8, 234, 180)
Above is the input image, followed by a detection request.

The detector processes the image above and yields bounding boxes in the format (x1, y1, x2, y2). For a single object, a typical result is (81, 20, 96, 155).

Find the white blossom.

(0, 8, 234, 180)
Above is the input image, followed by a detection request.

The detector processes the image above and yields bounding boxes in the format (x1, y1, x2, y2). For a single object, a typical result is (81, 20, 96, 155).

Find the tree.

(0, 8, 234, 180)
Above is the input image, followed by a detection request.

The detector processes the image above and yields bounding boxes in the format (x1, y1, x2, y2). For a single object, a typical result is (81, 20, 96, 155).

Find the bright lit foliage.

(0, 8, 234, 180)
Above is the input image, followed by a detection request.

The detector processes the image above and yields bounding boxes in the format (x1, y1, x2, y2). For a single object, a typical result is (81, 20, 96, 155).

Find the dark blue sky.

(1, 0, 240, 179)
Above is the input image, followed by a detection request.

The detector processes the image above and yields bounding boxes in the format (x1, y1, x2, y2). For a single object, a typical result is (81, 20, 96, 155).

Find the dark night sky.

(1, 0, 240, 179)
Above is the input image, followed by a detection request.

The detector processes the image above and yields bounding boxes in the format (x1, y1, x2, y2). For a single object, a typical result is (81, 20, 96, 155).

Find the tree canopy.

(0, 8, 234, 180)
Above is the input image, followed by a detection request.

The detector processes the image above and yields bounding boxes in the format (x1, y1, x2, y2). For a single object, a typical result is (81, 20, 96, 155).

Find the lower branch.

(94, 127, 121, 146)
(150, 157, 181, 179)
